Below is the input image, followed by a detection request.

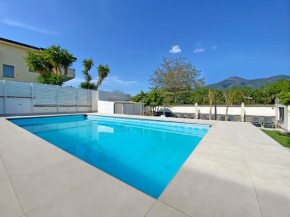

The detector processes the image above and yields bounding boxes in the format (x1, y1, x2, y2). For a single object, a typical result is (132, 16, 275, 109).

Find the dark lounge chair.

(220, 115, 226, 121)
(201, 114, 207, 120)
(263, 116, 275, 128)
(209, 114, 215, 120)
(179, 113, 185, 118)
(187, 113, 194, 119)
(252, 116, 261, 127)
(228, 115, 236, 122)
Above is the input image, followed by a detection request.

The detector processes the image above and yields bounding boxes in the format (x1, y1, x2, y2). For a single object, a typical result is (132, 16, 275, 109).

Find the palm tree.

(24, 45, 74, 85)
(223, 88, 237, 121)
(25, 45, 74, 78)
(25, 51, 53, 76)
(96, 65, 110, 90)
(208, 89, 215, 120)
(61, 49, 74, 77)
(223, 89, 230, 121)
(82, 59, 94, 82)
(42, 45, 63, 75)
(80, 58, 96, 90)
(42, 45, 74, 77)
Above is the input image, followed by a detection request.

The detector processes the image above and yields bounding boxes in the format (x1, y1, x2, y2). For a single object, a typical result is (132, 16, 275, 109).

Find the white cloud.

(169, 45, 181, 54)
(194, 48, 205, 53)
(102, 76, 139, 87)
(212, 46, 217, 50)
(1, 19, 57, 35)
(193, 42, 205, 53)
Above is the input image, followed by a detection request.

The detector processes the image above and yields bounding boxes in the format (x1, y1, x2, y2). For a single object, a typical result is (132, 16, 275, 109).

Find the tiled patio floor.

(0, 114, 289, 217)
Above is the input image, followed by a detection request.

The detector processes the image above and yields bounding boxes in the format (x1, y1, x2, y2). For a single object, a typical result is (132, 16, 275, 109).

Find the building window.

(29, 67, 36, 72)
(3, 65, 14, 78)
(279, 107, 284, 121)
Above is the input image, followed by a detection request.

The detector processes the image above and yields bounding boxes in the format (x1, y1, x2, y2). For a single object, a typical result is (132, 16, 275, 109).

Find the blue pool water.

(10, 115, 209, 198)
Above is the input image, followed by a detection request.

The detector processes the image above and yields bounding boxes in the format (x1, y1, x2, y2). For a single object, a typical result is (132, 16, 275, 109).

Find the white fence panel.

(34, 83, 58, 105)
(108, 92, 131, 101)
(6, 80, 31, 97)
(98, 90, 131, 101)
(58, 87, 77, 106)
(0, 80, 94, 115)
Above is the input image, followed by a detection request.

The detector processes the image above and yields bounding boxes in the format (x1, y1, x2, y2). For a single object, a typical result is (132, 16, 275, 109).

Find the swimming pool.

(10, 115, 209, 198)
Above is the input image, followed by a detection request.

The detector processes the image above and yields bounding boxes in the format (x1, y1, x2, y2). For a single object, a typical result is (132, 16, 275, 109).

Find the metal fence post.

(3, 80, 6, 115)
(90, 90, 92, 112)
(87, 89, 89, 112)
(57, 85, 59, 113)
(76, 89, 78, 113)
(31, 83, 34, 114)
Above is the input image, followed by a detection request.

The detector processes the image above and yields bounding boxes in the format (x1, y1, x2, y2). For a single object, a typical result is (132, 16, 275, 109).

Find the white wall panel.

(98, 100, 114, 114)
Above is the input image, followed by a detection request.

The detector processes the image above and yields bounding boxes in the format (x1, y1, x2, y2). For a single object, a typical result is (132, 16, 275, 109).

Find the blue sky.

(0, 0, 289, 95)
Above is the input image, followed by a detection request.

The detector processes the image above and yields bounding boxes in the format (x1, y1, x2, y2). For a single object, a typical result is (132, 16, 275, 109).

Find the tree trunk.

(225, 106, 228, 121)
(209, 102, 212, 120)
(96, 78, 103, 90)
(64, 67, 68, 78)
(214, 95, 217, 120)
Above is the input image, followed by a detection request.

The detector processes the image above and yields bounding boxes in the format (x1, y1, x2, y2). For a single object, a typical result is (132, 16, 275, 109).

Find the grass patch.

(262, 130, 290, 148)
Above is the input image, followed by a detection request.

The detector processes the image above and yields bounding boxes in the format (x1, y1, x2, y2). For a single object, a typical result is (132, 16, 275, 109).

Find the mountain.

(205, 75, 290, 89)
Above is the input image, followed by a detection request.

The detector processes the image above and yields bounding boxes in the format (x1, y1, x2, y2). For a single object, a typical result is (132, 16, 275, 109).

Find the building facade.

(0, 38, 76, 83)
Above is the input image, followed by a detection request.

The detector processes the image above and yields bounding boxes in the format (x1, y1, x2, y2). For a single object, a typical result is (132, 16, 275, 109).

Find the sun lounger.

(252, 116, 261, 127)
(263, 116, 275, 128)
(220, 115, 226, 121)
(228, 115, 236, 121)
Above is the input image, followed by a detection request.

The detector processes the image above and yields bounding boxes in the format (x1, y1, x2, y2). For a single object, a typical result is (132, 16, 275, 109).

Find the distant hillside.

(205, 75, 290, 89)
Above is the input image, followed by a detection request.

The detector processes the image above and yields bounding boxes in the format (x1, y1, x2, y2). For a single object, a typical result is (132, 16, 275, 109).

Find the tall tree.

(223, 88, 238, 120)
(146, 89, 164, 115)
(42, 45, 74, 76)
(80, 58, 96, 89)
(277, 80, 290, 105)
(25, 51, 53, 76)
(96, 65, 110, 90)
(61, 49, 75, 77)
(148, 57, 205, 92)
(132, 89, 164, 115)
(222, 89, 230, 121)
(82, 58, 94, 82)
(25, 45, 74, 85)
(131, 90, 147, 103)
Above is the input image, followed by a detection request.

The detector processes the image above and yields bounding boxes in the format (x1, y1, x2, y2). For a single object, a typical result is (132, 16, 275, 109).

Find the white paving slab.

(1, 144, 74, 177)
(10, 158, 104, 213)
(26, 173, 155, 217)
(0, 156, 9, 182)
(145, 201, 190, 217)
(0, 114, 289, 217)
(0, 180, 24, 217)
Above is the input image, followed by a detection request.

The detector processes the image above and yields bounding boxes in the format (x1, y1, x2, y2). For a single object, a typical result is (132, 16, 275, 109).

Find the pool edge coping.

(1, 113, 289, 217)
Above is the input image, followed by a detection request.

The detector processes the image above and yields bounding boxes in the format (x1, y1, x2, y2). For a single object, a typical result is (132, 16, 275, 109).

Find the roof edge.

(0, 37, 77, 61)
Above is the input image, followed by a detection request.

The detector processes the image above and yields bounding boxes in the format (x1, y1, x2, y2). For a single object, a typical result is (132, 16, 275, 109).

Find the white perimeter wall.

(157, 105, 276, 116)
(92, 90, 98, 112)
